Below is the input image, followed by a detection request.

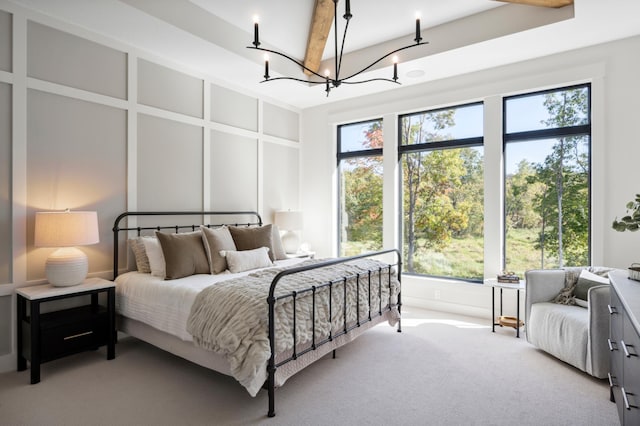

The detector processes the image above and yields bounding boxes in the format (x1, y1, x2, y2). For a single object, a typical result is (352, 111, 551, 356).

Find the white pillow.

(220, 247, 272, 274)
(142, 236, 165, 278)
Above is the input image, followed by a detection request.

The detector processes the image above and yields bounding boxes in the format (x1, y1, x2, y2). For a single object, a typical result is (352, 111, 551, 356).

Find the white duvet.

(114, 258, 305, 342)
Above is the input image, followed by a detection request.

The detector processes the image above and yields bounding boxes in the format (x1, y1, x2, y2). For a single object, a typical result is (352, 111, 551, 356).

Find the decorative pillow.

(142, 236, 165, 278)
(156, 231, 210, 280)
(229, 224, 275, 261)
(271, 225, 288, 261)
(200, 225, 237, 274)
(129, 238, 151, 273)
(574, 269, 609, 301)
(220, 247, 272, 274)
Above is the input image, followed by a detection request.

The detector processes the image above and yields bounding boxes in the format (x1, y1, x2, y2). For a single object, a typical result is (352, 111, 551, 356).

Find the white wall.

(0, 2, 302, 372)
(301, 35, 640, 318)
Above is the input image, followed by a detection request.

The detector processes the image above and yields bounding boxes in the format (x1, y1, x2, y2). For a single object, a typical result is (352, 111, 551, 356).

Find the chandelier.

(248, 0, 428, 96)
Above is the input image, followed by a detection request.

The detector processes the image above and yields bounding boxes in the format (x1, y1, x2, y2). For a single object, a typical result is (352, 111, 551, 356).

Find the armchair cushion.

(525, 267, 614, 379)
(528, 302, 588, 372)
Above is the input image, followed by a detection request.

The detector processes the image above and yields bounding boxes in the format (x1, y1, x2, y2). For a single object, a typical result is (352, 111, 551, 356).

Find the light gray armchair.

(524, 268, 611, 379)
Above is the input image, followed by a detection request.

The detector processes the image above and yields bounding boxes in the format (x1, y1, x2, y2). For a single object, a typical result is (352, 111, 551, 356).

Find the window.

(504, 84, 591, 276)
(337, 119, 383, 256)
(399, 103, 484, 280)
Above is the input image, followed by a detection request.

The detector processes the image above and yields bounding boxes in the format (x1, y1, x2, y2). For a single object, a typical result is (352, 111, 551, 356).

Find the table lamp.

(34, 210, 99, 287)
(274, 210, 303, 254)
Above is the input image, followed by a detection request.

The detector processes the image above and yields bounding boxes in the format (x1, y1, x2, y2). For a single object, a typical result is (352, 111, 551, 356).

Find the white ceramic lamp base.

(281, 231, 300, 254)
(45, 247, 88, 287)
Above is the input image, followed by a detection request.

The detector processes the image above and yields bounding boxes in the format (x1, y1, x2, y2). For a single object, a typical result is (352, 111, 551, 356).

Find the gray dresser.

(609, 270, 640, 425)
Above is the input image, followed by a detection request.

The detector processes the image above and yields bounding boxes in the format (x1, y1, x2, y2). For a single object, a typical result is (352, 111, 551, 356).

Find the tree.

(505, 160, 544, 229)
(401, 110, 477, 273)
(340, 121, 383, 255)
(531, 88, 590, 267)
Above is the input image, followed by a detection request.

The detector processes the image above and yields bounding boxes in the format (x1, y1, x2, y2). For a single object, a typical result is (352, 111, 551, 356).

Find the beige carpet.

(0, 307, 618, 426)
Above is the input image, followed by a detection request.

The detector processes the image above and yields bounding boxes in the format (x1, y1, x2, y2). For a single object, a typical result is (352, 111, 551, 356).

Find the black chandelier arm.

(260, 76, 327, 85)
(337, 17, 351, 79)
(341, 78, 401, 85)
(340, 41, 428, 83)
(246, 46, 327, 81)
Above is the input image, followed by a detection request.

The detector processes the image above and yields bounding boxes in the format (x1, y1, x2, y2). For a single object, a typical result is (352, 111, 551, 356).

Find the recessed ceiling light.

(406, 69, 425, 79)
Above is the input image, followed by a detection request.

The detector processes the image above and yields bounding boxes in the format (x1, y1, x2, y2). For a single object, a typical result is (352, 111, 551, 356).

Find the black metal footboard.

(111, 211, 401, 419)
(266, 249, 402, 417)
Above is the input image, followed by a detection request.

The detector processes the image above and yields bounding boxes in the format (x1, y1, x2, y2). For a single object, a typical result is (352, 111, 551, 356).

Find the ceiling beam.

(303, 0, 334, 76)
(495, 0, 573, 7)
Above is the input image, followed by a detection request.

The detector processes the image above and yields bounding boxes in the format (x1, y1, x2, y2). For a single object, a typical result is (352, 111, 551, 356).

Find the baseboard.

(402, 296, 491, 320)
(0, 352, 16, 373)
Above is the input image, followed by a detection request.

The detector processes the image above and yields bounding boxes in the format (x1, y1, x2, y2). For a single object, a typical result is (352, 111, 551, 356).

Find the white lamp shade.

(274, 211, 303, 231)
(35, 211, 99, 247)
(34, 210, 99, 287)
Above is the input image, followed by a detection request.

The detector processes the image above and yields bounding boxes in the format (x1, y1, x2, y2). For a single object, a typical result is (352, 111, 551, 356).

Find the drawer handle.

(64, 331, 93, 341)
(621, 387, 637, 410)
(608, 373, 617, 388)
(621, 340, 637, 358)
(608, 338, 618, 351)
(608, 304, 618, 315)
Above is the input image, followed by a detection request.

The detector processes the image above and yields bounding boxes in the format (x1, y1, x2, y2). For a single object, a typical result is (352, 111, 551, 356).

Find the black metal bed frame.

(112, 211, 401, 418)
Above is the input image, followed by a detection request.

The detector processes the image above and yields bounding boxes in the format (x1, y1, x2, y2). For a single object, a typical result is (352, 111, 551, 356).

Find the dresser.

(609, 270, 640, 425)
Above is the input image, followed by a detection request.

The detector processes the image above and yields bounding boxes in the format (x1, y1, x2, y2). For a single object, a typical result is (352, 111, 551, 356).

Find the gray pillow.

(156, 231, 210, 279)
(574, 270, 609, 301)
(200, 225, 237, 274)
(229, 224, 275, 261)
(129, 237, 151, 273)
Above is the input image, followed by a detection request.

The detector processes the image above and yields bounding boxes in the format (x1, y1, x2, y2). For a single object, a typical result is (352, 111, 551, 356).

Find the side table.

(16, 277, 116, 384)
(484, 279, 525, 338)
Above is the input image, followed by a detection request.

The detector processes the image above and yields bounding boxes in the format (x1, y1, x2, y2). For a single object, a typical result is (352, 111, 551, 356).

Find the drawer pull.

(64, 331, 93, 341)
(608, 373, 617, 388)
(621, 387, 636, 410)
(621, 340, 637, 358)
(608, 304, 618, 315)
(608, 338, 618, 351)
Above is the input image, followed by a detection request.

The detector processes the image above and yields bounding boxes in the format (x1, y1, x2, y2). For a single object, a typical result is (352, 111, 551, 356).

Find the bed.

(112, 211, 401, 417)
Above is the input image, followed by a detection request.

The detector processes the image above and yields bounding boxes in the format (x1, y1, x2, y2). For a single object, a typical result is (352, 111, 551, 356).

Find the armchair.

(524, 267, 611, 379)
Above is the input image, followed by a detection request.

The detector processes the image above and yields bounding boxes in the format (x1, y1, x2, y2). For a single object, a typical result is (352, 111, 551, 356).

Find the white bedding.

(115, 258, 305, 341)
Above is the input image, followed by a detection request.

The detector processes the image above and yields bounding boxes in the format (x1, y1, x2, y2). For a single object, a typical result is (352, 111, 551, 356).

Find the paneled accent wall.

(211, 84, 258, 132)
(0, 10, 10, 72)
(137, 113, 204, 210)
(0, 5, 301, 371)
(27, 21, 127, 99)
(26, 90, 127, 280)
(138, 59, 203, 118)
(210, 130, 258, 211)
(0, 82, 10, 285)
(264, 103, 299, 141)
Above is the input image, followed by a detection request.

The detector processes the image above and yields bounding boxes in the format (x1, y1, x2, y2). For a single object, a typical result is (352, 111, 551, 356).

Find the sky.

(339, 89, 590, 175)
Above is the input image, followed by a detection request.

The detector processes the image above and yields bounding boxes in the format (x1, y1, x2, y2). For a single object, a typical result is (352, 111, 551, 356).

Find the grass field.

(343, 228, 555, 280)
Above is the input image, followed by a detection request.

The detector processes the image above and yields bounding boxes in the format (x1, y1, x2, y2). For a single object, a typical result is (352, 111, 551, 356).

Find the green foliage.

(612, 194, 640, 232)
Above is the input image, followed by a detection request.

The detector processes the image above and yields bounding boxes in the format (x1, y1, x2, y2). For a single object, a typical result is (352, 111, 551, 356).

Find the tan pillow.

(200, 225, 237, 274)
(129, 238, 151, 273)
(271, 225, 288, 260)
(220, 247, 272, 273)
(156, 231, 210, 279)
(229, 224, 275, 261)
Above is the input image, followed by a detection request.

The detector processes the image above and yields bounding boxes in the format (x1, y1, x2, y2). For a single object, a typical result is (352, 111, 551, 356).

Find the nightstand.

(16, 277, 116, 384)
(286, 251, 315, 259)
(484, 278, 525, 338)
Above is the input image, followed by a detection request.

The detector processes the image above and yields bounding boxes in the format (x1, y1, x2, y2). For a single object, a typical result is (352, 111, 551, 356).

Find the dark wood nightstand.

(16, 277, 116, 384)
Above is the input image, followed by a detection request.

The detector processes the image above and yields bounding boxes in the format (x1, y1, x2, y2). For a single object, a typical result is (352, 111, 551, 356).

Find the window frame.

(336, 118, 384, 256)
(397, 101, 485, 282)
(502, 83, 592, 271)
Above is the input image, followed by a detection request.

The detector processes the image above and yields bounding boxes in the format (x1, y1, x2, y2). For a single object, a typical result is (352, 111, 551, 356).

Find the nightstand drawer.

(23, 305, 109, 362)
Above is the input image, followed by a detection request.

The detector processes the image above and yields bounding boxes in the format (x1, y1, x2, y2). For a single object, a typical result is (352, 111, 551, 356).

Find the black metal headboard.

(112, 211, 263, 279)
